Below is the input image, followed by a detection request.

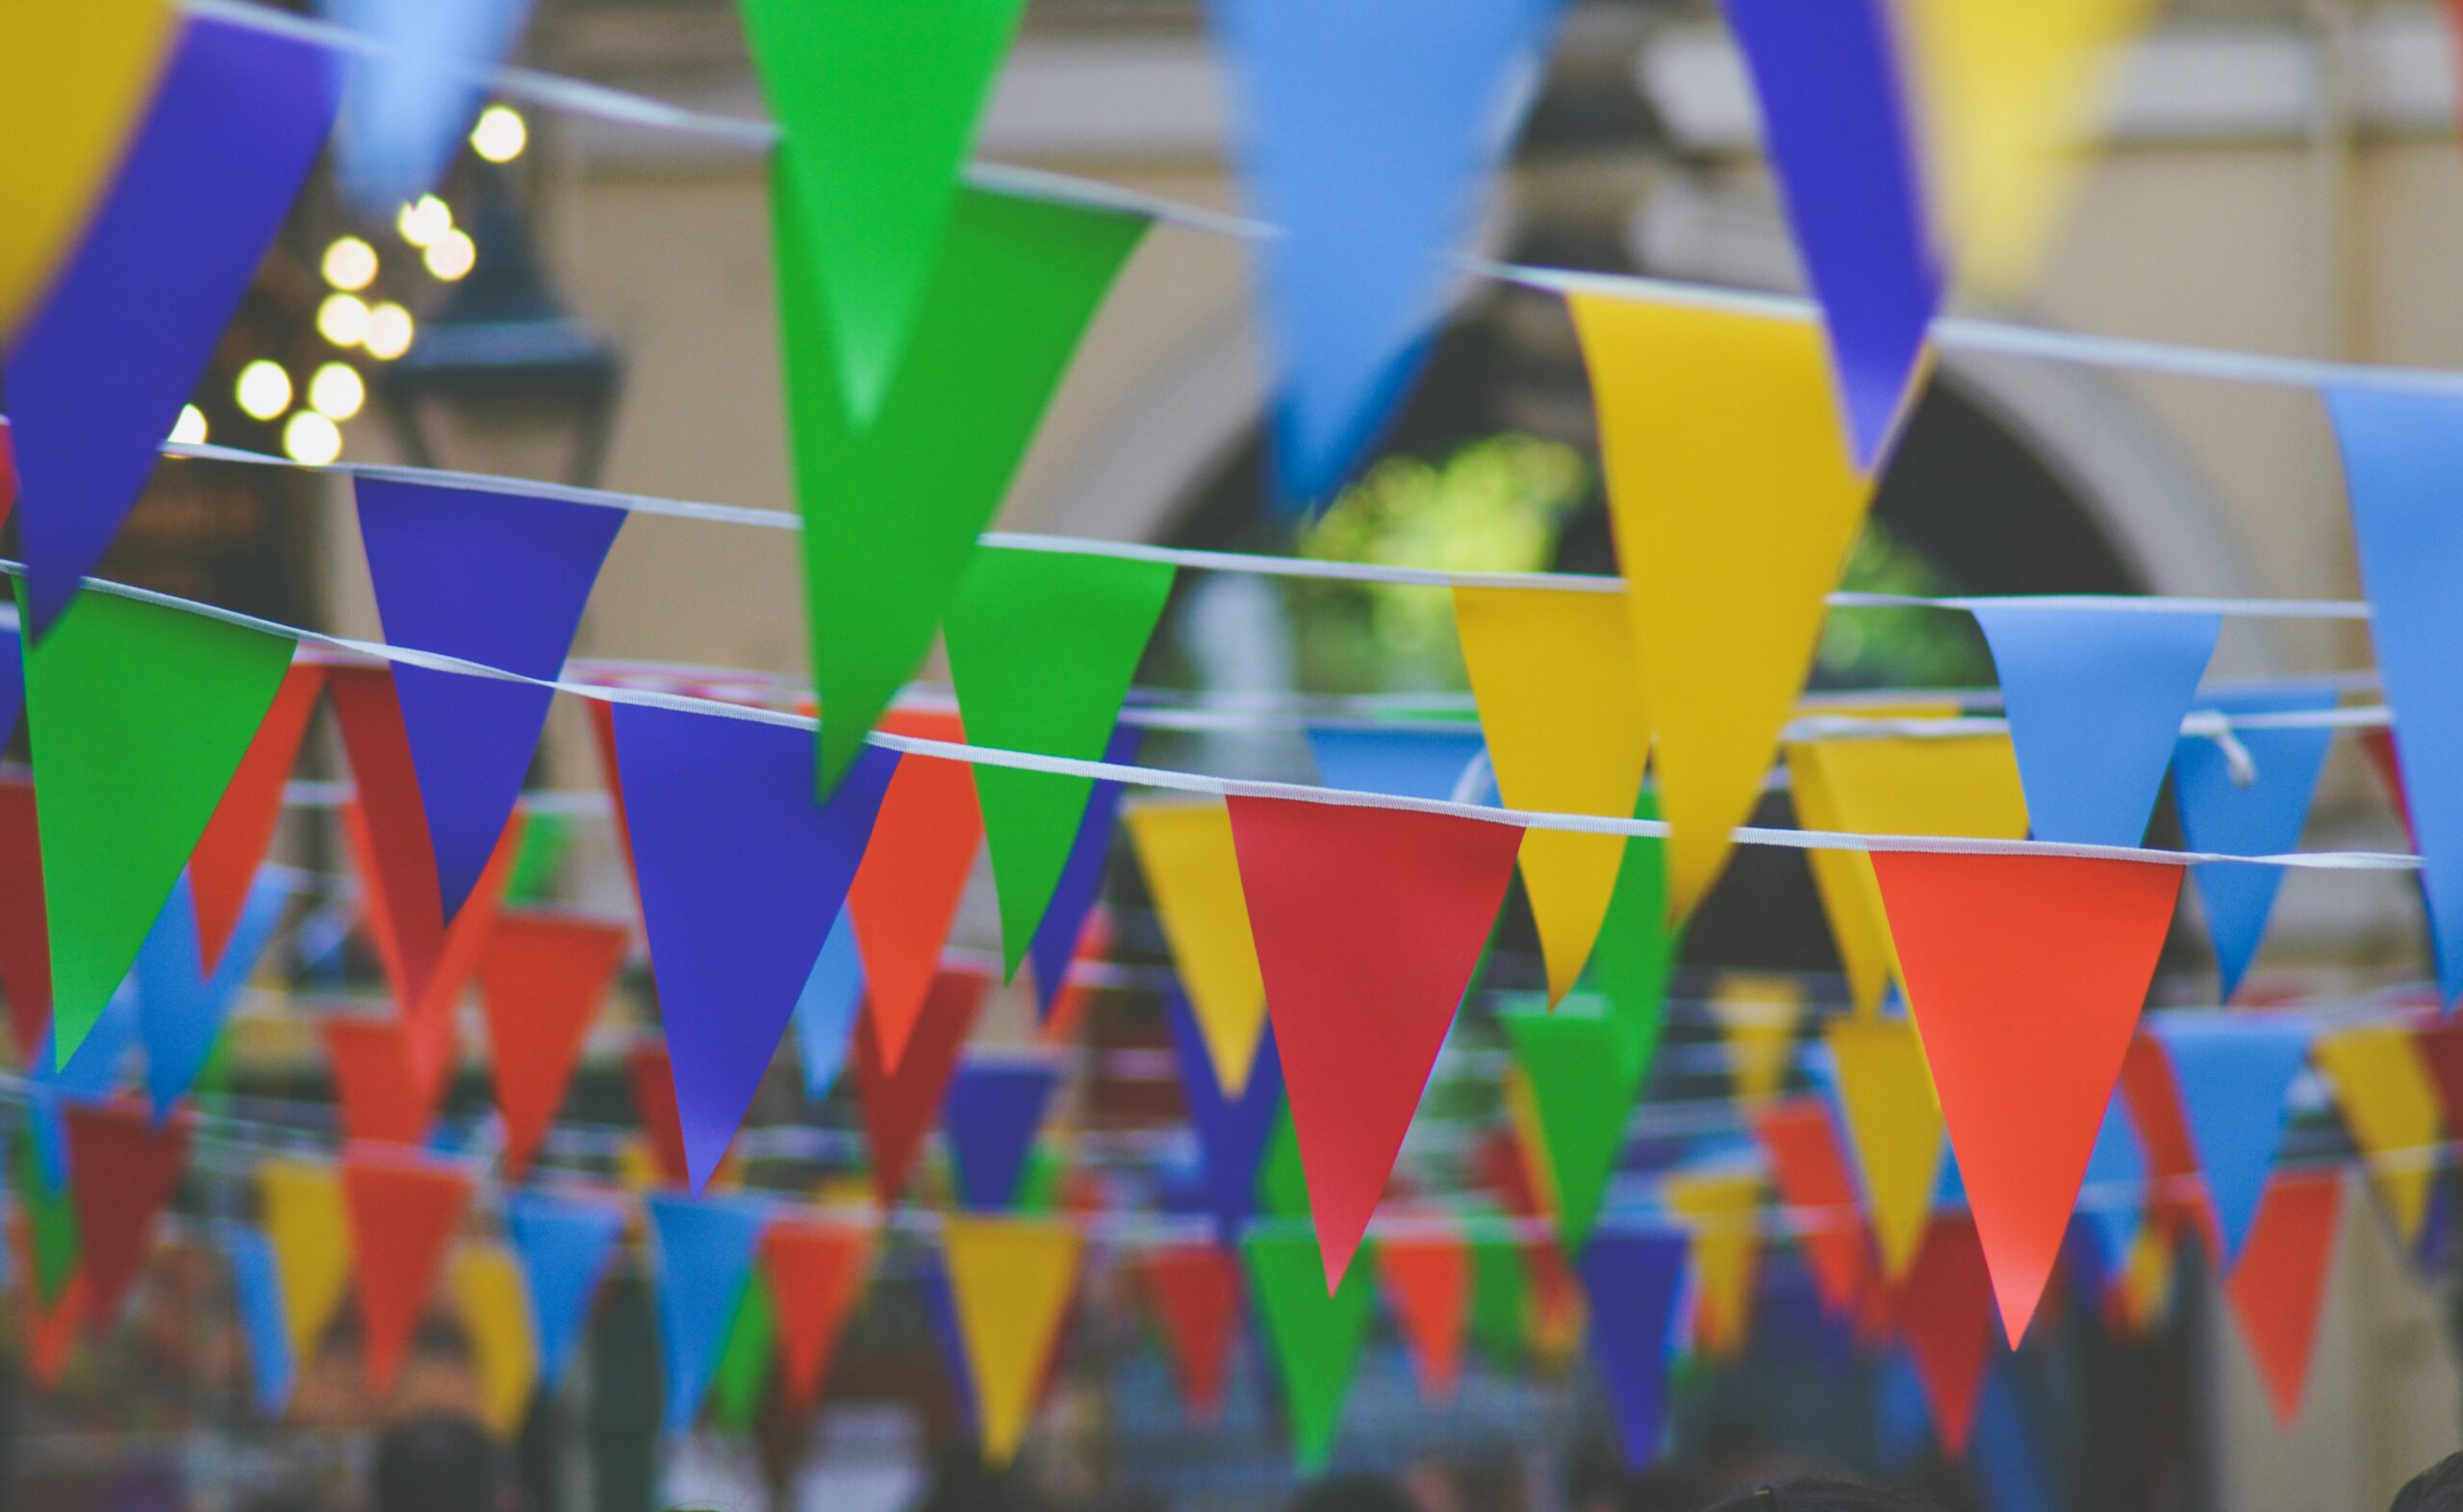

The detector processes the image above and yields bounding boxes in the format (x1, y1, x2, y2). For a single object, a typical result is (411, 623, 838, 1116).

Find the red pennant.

(63, 1098, 190, 1331)
(1225, 796, 1521, 1288)
(2414, 1021, 2463, 1146)
(0, 419, 16, 535)
(584, 697, 641, 904)
(1753, 1098, 1872, 1318)
(624, 1041, 696, 1187)
(2224, 1169, 2343, 1429)
(13, 1224, 85, 1391)
(2118, 1033, 2221, 1257)
(340, 1146, 475, 1397)
(852, 970, 987, 1205)
(1143, 1244, 1241, 1423)
(0, 777, 51, 1057)
(762, 1215, 874, 1418)
(1872, 851, 2180, 1344)
(1892, 1213, 1998, 1458)
(1378, 1226, 1471, 1403)
(477, 912, 627, 1179)
(332, 667, 450, 1007)
(848, 713, 981, 1073)
(189, 662, 322, 971)
(1037, 910, 1110, 1049)
(401, 813, 523, 1089)
(326, 1016, 449, 1147)
(2359, 727, 2416, 848)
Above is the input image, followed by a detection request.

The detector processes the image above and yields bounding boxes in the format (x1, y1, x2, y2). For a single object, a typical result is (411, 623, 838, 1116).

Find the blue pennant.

(2172, 685, 2339, 1000)
(646, 1192, 772, 1433)
(1306, 724, 1488, 802)
(325, 0, 540, 212)
(222, 1222, 296, 1415)
(1164, 991, 1283, 1243)
(135, 872, 290, 1120)
(2155, 1017, 2313, 1264)
(506, 1190, 628, 1392)
(944, 1057, 1062, 1211)
(792, 910, 866, 1101)
(2078, 1098, 2146, 1276)
(1577, 1226, 1690, 1468)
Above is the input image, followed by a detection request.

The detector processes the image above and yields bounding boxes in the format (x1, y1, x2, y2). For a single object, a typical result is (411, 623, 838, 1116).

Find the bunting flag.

(1714, 974, 1803, 1108)
(451, 1243, 542, 1438)
(1211, 0, 1562, 505)
(2325, 386, 2463, 1002)
(331, 668, 452, 1008)
(2313, 1025, 2442, 1246)
(1753, 1099, 1872, 1319)
(1872, 850, 2180, 1341)
(1576, 1228, 1689, 1468)
(1246, 1226, 1377, 1473)
(1454, 586, 1652, 1000)
(762, 1215, 873, 1420)
(942, 1216, 1082, 1467)
(612, 701, 898, 1190)
(1469, 1227, 1531, 1370)
(259, 1158, 352, 1377)
(616, 1042, 692, 1187)
(1824, 1017, 1946, 1277)
(476, 913, 627, 1180)
(792, 912, 865, 1101)
(324, 1016, 448, 1147)
(1143, 1244, 1242, 1424)
(846, 715, 980, 1072)
(1026, 725, 1139, 1020)
(189, 662, 320, 973)
(1666, 1170, 1764, 1359)
(21, 587, 294, 1063)
(945, 1057, 1061, 1213)
(340, 1147, 476, 1396)
(776, 173, 1147, 795)
(647, 1192, 772, 1435)
(1228, 796, 1523, 1287)
(2153, 1017, 2312, 1265)
(1130, 802, 1271, 1096)
(133, 873, 288, 1119)
(0, 778, 53, 1055)
(1587, 794, 1683, 1087)
(1164, 993, 1284, 1244)
(326, 0, 537, 211)
(1892, 1212, 1998, 1458)
(2360, 726, 2416, 847)
(355, 478, 626, 914)
(945, 546, 1175, 971)
(1379, 1224, 1471, 1403)
(1306, 725, 1487, 803)
(2416, 1021, 2463, 1151)
(1724, 0, 1940, 466)
(1502, 1008, 1634, 1255)
(62, 1098, 188, 1329)
(224, 1224, 296, 1415)
(852, 971, 988, 1205)
(2119, 1031, 2221, 1256)
(2079, 1100, 2149, 1279)
(1968, 605, 2220, 847)
(2172, 687, 2340, 999)
(17, 1255, 87, 1390)
(1569, 296, 1877, 915)
(2223, 1170, 2344, 1430)
(8, 17, 338, 633)
(710, 1276, 778, 1434)
(505, 1190, 627, 1392)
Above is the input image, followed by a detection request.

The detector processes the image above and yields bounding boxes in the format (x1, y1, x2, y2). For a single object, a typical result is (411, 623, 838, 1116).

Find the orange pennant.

(339, 1147, 475, 1397)
(1753, 1098, 1872, 1319)
(1144, 1244, 1242, 1424)
(1892, 1212, 1998, 1458)
(477, 913, 628, 1179)
(2224, 1170, 2343, 1429)
(762, 1214, 874, 1419)
(325, 1016, 449, 1147)
(189, 662, 322, 972)
(14, 1220, 87, 1391)
(1378, 1225, 1471, 1403)
(2118, 1034, 2221, 1258)
(848, 712, 982, 1072)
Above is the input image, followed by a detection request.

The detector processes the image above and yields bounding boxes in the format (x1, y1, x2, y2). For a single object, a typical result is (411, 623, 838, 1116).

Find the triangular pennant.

(1228, 795, 1522, 1287)
(944, 1056, 1061, 1212)
(1568, 295, 1878, 914)
(1454, 586, 1652, 1000)
(330, 667, 452, 1007)
(1026, 724, 1139, 1020)
(189, 661, 320, 973)
(1164, 992, 1284, 1245)
(0, 777, 54, 1056)
(2119, 1032, 2221, 1258)
(1824, 1017, 1946, 1278)
(1128, 801, 1268, 1096)
(1713, 973, 1803, 1108)
(1378, 1223, 1470, 1403)
(623, 1040, 696, 1189)
(224, 1224, 296, 1415)
(1969, 605, 2220, 847)
(1501, 1008, 1635, 1255)
(134, 872, 288, 1119)
(451, 1242, 542, 1438)
(942, 1215, 1081, 1467)
(1143, 1244, 1242, 1424)
(2153, 1017, 2313, 1265)
(259, 1158, 352, 1375)
(2313, 1025, 2442, 1246)
(1245, 1226, 1377, 1473)
(792, 911, 866, 1101)
(21, 587, 295, 1062)
(356, 478, 626, 914)
(1306, 724, 1487, 803)
(2416, 1021, 2463, 1156)
(1872, 850, 2180, 1341)
(762, 1214, 873, 1420)
(776, 174, 1147, 794)
(8, 15, 338, 633)
(324, 1016, 448, 1147)
(1891, 1212, 1998, 1458)
(2359, 725, 2416, 847)
(2223, 1170, 2344, 1430)
(846, 714, 980, 1072)
(1587, 793, 1684, 1088)
(340, 1146, 476, 1396)
(710, 1273, 778, 1434)
(62, 1097, 187, 1329)
(611, 701, 898, 1189)
(1468, 1226, 1531, 1371)
(2078, 1098, 2149, 1279)
(2172, 687, 2339, 1000)
(1576, 1227, 1689, 1468)
(328, 0, 538, 211)
(17, 1251, 87, 1389)
(1666, 1170, 1764, 1359)
(1753, 1098, 1873, 1319)
(476, 912, 627, 1180)
(646, 1192, 772, 1434)
(852, 971, 988, 1206)
(1212, 0, 1562, 503)
(1725, 0, 1941, 466)
(13, 1126, 78, 1299)
(945, 546, 1175, 972)
(505, 1190, 627, 1393)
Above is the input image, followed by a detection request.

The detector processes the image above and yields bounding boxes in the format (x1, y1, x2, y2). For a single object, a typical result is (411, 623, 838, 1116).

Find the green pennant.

(711, 1272, 779, 1434)
(1585, 791, 1682, 1092)
(1016, 1147, 1064, 1214)
(1245, 1225, 1376, 1472)
(1466, 1223, 1528, 1370)
(1259, 1105, 1312, 1221)
(1502, 1008, 1638, 1255)
(19, 588, 293, 1063)
(774, 162, 1148, 796)
(741, 0, 1031, 417)
(15, 1135, 76, 1305)
(945, 545, 1175, 973)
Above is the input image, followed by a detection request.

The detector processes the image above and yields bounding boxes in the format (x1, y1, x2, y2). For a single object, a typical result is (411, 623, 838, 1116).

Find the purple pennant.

(0, 624, 22, 750)
(611, 702, 898, 1189)
(1164, 991, 1284, 1245)
(1026, 723, 1139, 1019)
(944, 1056, 1061, 1211)
(1724, 0, 1941, 468)
(8, 18, 340, 636)
(1578, 1226, 1691, 1468)
(357, 477, 626, 916)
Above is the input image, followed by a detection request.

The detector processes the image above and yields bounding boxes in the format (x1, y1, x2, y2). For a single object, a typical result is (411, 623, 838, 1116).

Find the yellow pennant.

(1569, 295, 1878, 918)
(1501, 1065, 1558, 1218)
(2116, 1223, 2173, 1337)
(1713, 972, 1803, 1107)
(1665, 1169, 1763, 1360)
(1454, 586, 1652, 1001)
(0, 1, 177, 340)
(2313, 1027, 2442, 1246)
(451, 1244, 541, 1437)
(260, 1158, 352, 1373)
(1892, 0, 2154, 293)
(944, 1216, 1082, 1466)
(1824, 1018, 1946, 1278)
(1126, 801, 1267, 1095)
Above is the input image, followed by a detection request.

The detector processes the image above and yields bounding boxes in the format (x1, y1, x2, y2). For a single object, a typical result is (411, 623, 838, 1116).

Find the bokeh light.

(234, 361, 292, 421)
(309, 363, 366, 421)
(471, 105, 528, 164)
(320, 236, 378, 291)
(282, 410, 343, 466)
